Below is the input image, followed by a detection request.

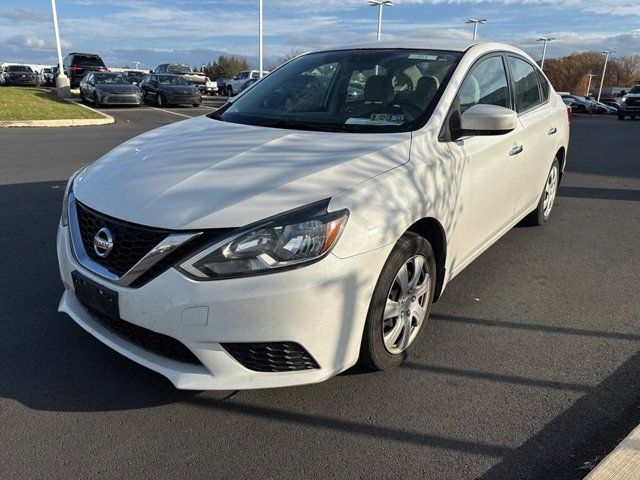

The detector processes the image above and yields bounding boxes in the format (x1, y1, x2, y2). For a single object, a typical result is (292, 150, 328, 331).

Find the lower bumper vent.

(222, 342, 319, 372)
(84, 306, 202, 366)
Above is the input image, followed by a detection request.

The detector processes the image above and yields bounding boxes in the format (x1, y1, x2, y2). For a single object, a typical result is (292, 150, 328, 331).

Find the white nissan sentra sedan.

(57, 40, 569, 390)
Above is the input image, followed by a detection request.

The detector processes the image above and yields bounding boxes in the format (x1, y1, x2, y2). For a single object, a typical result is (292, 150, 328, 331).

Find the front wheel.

(156, 94, 164, 107)
(524, 158, 560, 226)
(618, 114, 625, 120)
(360, 232, 436, 371)
(93, 93, 100, 108)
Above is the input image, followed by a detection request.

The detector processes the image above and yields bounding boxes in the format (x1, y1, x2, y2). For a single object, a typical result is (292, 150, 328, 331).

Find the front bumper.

(166, 94, 202, 105)
(7, 76, 38, 85)
(57, 224, 390, 390)
(99, 93, 143, 105)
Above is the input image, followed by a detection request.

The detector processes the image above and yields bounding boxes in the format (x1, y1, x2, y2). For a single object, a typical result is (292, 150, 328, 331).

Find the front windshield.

(210, 49, 462, 133)
(94, 73, 128, 84)
(156, 75, 188, 85)
(629, 86, 640, 94)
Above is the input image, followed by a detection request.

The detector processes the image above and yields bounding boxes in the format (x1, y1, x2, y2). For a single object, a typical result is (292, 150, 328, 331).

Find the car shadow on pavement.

(0, 180, 206, 412)
(558, 186, 640, 202)
(478, 349, 640, 480)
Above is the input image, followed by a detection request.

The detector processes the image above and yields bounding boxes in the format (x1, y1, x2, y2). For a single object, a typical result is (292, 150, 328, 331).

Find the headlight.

(622, 97, 627, 103)
(60, 167, 87, 226)
(178, 201, 349, 279)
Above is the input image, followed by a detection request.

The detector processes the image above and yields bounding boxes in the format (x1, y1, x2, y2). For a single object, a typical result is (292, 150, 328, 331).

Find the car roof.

(316, 39, 479, 53)
(310, 40, 529, 56)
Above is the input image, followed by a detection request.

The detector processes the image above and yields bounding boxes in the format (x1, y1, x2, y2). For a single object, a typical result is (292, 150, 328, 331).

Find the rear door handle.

(548, 127, 557, 135)
(509, 145, 524, 156)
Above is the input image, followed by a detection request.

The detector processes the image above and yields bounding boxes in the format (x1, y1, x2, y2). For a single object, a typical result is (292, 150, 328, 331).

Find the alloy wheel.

(542, 164, 559, 218)
(382, 254, 431, 354)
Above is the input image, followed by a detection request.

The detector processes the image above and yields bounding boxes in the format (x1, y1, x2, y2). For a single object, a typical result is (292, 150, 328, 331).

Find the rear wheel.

(360, 232, 436, 371)
(227, 86, 233, 96)
(524, 158, 560, 226)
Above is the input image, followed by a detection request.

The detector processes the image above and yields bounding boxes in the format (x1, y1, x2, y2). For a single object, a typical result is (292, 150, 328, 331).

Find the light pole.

(49, 0, 69, 97)
(466, 18, 487, 41)
(585, 73, 597, 97)
(258, 0, 263, 77)
(597, 50, 615, 102)
(133, 61, 140, 69)
(537, 37, 555, 70)
(369, 0, 393, 41)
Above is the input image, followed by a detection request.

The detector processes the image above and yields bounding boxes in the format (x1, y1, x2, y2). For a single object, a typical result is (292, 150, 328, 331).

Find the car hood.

(96, 84, 139, 94)
(74, 116, 411, 229)
(161, 85, 199, 94)
(8, 71, 36, 76)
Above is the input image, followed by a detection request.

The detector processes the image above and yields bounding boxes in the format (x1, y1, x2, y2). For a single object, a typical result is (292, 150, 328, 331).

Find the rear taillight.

(567, 106, 572, 123)
(205, 77, 209, 83)
(70, 66, 82, 71)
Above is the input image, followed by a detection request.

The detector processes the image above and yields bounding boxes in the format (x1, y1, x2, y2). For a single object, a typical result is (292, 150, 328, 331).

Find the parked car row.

(559, 93, 618, 115)
(79, 72, 202, 107)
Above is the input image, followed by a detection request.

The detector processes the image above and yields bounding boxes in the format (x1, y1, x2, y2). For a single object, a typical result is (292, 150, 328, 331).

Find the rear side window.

(537, 70, 550, 102)
(507, 56, 541, 112)
(458, 56, 510, 113)
(73, 55, 105, 67)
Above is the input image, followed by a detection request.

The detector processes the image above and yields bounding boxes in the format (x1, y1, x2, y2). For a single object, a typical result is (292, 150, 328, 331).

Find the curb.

(585, 424, 640, 479)
(0, 98, 114, 128)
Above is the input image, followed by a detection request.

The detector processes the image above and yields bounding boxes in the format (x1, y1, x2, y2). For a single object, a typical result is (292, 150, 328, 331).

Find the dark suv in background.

(63, 52, 108, 87)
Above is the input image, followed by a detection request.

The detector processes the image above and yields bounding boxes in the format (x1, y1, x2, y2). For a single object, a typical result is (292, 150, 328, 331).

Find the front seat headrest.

(364, 75, 394, 103)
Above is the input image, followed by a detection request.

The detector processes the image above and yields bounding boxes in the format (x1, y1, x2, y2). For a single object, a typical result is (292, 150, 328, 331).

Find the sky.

(0, 0, 639, 69)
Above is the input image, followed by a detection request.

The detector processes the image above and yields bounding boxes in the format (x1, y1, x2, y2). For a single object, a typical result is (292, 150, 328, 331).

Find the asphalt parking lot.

(1, 112, 639, 479)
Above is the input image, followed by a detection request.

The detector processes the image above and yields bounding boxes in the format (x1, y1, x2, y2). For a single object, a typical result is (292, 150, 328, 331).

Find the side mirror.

(459, 104, 517, 136)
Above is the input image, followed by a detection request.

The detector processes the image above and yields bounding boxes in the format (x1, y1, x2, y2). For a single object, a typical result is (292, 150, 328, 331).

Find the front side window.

(507, 56, 541, 112)
(210, 49, 462, 133)
(458, 56, 510, 113)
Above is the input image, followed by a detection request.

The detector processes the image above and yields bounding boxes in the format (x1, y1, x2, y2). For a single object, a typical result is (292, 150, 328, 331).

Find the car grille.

(222, 342, 320, 372)
(83, 305, 202, 365)
(76, 201, 170, 277)
(104, 95, 138, 104)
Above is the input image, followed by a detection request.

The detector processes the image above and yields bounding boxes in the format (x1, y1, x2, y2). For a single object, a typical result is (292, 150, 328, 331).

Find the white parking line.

(147, 107, 193, 118)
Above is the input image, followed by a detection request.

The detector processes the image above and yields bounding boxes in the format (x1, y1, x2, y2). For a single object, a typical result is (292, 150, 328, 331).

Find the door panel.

(446, 125, 524, 258)
(442, 54, 524, 262)
(506, 56, 557, 212)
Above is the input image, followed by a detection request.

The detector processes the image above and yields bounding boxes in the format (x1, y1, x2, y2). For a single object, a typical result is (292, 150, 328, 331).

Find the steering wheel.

(391, 101, 423, 121)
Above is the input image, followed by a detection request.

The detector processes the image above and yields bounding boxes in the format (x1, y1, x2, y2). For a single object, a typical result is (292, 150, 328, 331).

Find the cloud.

(0, 8, 50, 24)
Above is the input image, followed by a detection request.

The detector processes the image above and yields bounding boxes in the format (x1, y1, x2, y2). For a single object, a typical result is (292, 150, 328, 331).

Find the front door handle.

(548, 127, 558, 135)
(509, 145, 524, 156)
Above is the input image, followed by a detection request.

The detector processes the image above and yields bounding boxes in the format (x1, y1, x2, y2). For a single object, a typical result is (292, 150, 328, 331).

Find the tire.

(523, 157, 560, 226)
(192, 103, 199, 108)
(618, 114, 625, 120)
(227, 86, 233, 96)
(79, 89, 85, 102)
(156, 94, 163, 107)
(360, 232, 436, 371)
(93, 93, 100, 108)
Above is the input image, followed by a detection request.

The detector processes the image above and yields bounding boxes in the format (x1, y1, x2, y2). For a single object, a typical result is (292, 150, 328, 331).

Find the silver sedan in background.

(80, 72, 143, 107)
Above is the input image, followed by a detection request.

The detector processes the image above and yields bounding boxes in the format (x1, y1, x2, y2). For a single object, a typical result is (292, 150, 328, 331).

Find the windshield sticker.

(408, 54, 438, 61)
(345, 114, 405, 126)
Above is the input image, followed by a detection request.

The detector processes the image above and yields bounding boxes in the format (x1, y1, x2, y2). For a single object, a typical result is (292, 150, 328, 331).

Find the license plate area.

(72, 271, 119, 320)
